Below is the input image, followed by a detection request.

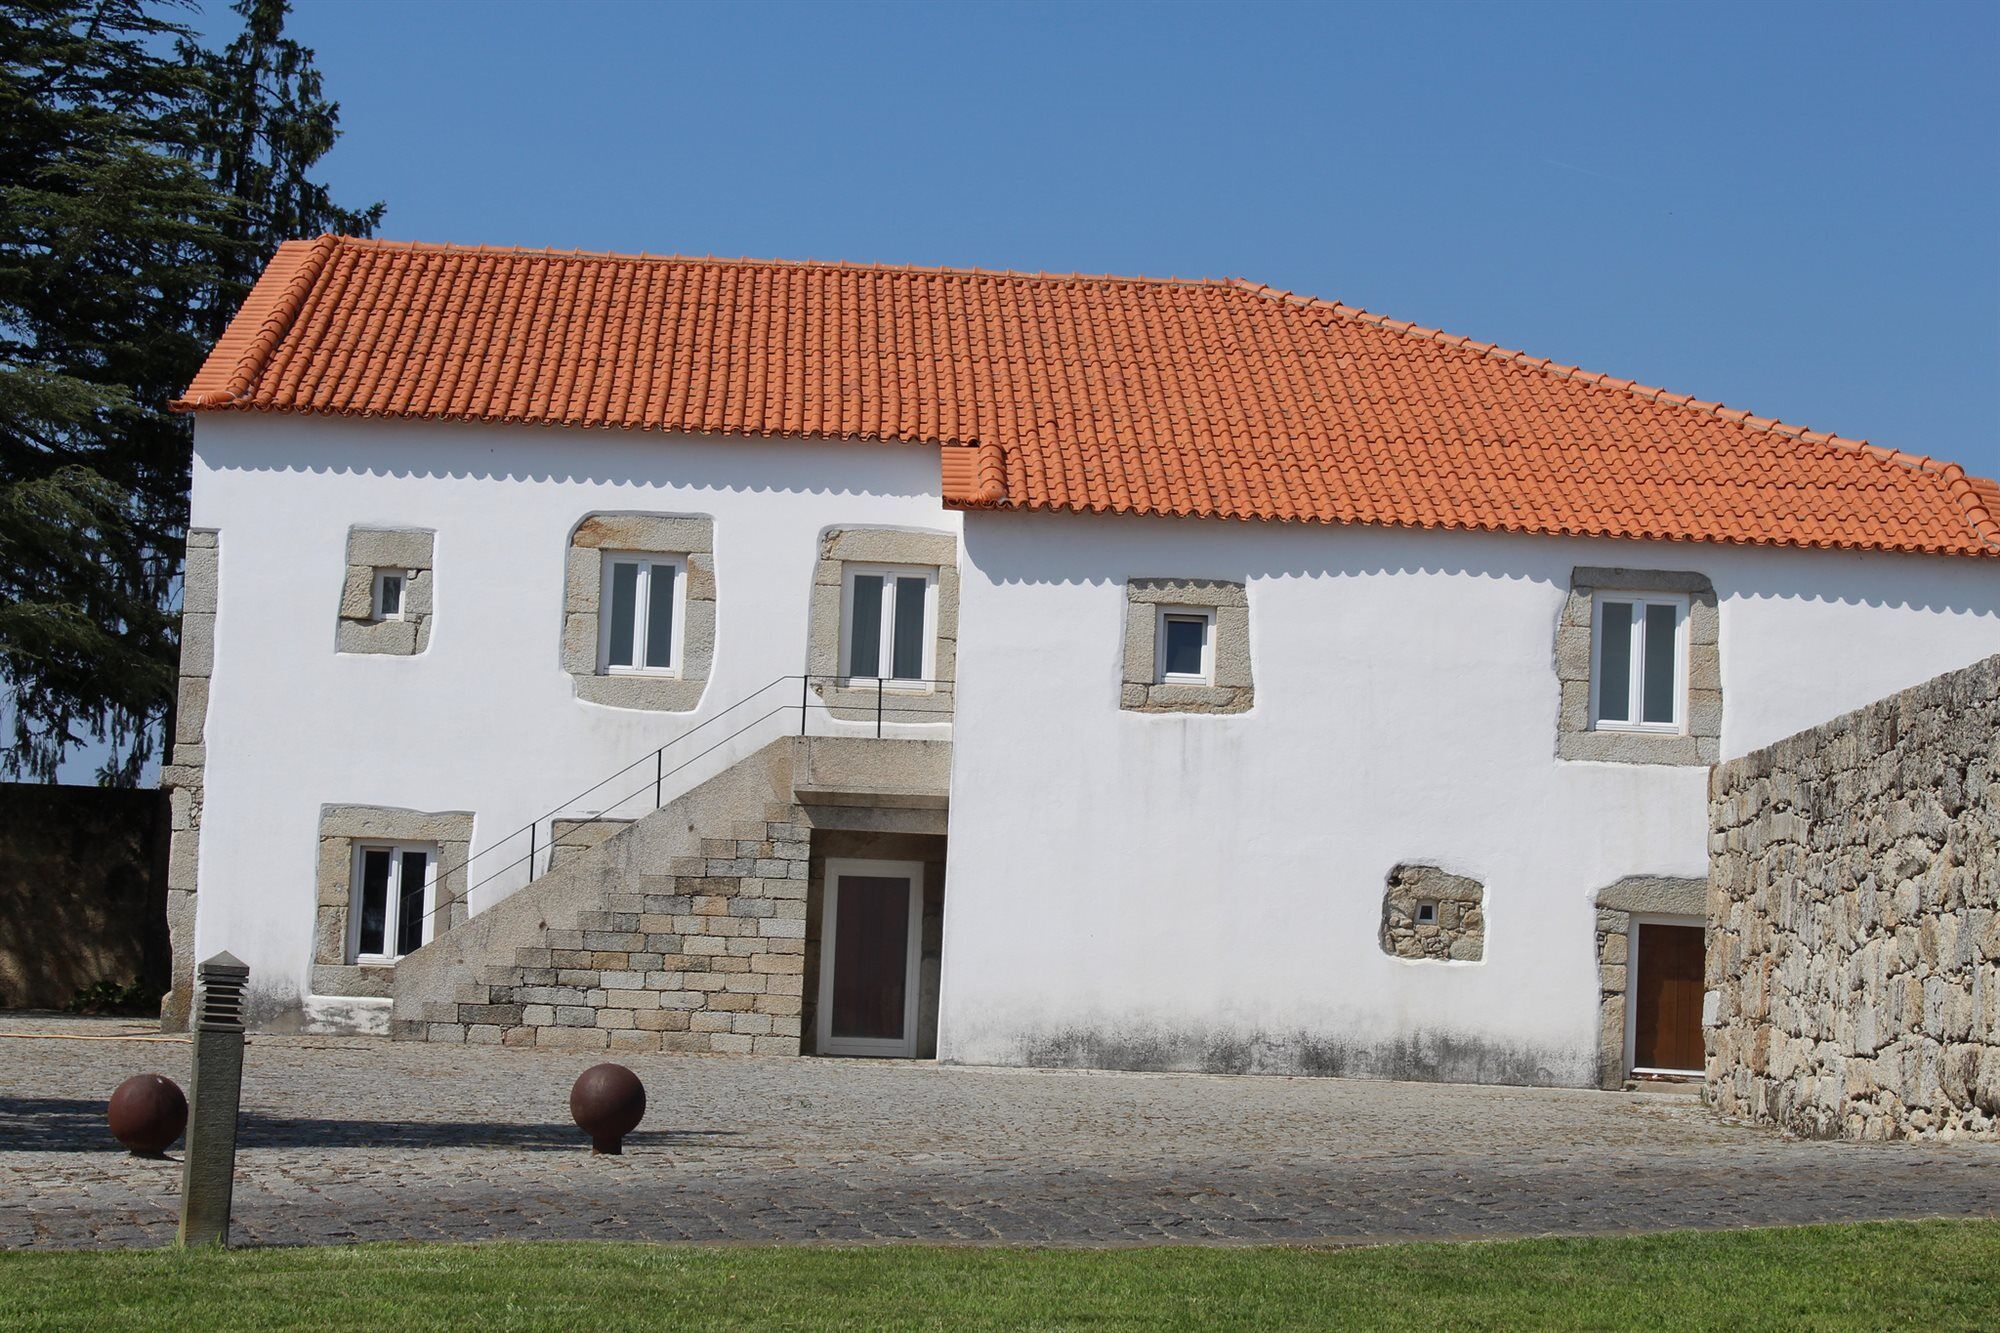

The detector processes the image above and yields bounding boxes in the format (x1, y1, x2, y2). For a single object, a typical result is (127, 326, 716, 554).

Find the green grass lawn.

(2, 1220, 1995, 1330)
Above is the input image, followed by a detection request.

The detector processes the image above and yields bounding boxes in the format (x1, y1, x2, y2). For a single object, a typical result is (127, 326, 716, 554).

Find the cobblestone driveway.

(3, 1016, 1995, 1250)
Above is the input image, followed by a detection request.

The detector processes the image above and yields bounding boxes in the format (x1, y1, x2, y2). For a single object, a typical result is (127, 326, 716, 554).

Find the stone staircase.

(390, 735, 949, 1054)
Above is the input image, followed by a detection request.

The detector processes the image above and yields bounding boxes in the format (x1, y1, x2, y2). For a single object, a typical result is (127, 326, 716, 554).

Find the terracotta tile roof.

(177, 236, 2000, 557)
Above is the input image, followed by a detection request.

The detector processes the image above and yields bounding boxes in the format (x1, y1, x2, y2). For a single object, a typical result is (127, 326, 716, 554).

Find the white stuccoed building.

(163, 237, 2000, 1090)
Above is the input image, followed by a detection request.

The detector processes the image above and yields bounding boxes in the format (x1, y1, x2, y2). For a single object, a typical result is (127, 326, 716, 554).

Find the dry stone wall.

(1707, 652, 2000, 1141)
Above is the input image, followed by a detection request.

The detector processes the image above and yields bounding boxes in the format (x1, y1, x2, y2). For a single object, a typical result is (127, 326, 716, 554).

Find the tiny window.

(1155, 607, 1215, 685)
(842, 565, 935, 685)
(599, 552, 685, 676)
(1591, 592, 1688, 732)
(1415, 900, 1438, 925)
(349, 842, 435, 963)
(372, 570, 405, 621)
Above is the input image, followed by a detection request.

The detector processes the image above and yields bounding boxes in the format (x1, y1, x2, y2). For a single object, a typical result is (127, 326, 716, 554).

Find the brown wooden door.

(829, 874, 912, 1044)
(1633, 923, 1704, 1072)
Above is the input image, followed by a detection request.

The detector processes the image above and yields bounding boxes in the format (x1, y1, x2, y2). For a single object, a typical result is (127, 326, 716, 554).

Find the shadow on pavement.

(0, 1095, 739, 1153)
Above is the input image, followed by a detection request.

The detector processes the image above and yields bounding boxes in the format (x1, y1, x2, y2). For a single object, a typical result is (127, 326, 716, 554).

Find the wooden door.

(817, 859, 923, 1057)
(1633, 923, 1704, 1072)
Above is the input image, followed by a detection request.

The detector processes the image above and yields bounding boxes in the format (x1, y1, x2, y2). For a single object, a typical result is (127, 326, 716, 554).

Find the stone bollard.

(178, 952, 248, 1247)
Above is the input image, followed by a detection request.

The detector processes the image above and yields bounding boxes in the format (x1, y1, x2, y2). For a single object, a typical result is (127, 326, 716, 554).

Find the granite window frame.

(806, 528, 959, 723)
(312, 804, 472, 1000)
(1121, 577, 1252, 714)
(337, 527, 434, 655)
(1556, 567, 1719, 766)
(561, 513, 715, 712)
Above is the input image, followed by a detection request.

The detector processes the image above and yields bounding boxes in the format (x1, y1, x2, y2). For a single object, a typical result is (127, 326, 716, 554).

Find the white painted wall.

(190, 409, 2000, 1076)
(937, 509, 2000, 1085)
(188, 415, 957, 1018)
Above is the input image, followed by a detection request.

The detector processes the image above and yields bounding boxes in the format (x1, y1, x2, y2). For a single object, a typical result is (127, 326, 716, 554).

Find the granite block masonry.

(1379, 864, 1485, 961)
(1707, 652, 2000, 1142)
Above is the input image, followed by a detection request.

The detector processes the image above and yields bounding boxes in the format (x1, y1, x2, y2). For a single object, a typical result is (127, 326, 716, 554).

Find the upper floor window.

(599, 552, 685, 675)
(1590, 591, 1687, 732)
(372, 570, 405, 621)
(349, 842, 435, 964)
(841, 564, 934, 684)
(1155, 607, 1215, 685)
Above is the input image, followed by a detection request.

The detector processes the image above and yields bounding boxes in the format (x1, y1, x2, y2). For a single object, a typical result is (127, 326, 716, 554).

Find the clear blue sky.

(185, 0, 2000, 478)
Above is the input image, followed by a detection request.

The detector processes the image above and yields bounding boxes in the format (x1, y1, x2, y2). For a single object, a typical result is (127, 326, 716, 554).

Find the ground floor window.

(349, 842, 436, 963)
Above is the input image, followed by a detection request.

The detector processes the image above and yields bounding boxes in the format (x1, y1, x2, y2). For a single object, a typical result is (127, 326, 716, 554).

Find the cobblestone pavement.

(3, 1016, 1996, 1250)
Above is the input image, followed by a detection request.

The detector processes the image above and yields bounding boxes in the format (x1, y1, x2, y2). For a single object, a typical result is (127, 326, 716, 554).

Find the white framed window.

(840, 564, 936, 686)
(372, 570, 406, 621)
(347, 842, 436, 964)
(1590, 591, 1689, 732)
(1154, 606, 1215, 685)
(598, 552, 686, 676)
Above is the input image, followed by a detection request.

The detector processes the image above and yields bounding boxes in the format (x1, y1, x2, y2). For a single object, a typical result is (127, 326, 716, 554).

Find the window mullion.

(884, 580, 900, 680)
(384, 850, 403, 956)
(1629, 600, 1647, 726)
(634, 563, 650, 669)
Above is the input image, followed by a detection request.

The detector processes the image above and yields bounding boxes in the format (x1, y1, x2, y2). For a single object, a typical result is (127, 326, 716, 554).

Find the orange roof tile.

(177, 237, 2000, 558)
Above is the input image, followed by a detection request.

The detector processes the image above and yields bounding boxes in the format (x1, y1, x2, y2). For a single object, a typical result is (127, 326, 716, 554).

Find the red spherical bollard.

(569, 1062, 645, 1154)
(107, 1073, 188, 1157)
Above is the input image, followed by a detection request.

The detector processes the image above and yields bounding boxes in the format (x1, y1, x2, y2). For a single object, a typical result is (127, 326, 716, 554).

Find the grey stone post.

(178, 952, 248, 1247)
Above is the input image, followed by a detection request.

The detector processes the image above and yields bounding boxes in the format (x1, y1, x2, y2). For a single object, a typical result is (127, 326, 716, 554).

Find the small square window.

(372, 570, 405, 621)
(599, 552, 685, 676)
(1155, 608, 1215, 685)
(841, 565, 935, 685)
(349, 842, 435, 963)
(1591, 592, 1688, 733)
(1415, 900, 1438, 925)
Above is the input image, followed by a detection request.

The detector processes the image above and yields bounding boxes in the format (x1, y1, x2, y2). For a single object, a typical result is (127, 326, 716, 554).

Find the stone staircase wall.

(390, 736, 947, 1055)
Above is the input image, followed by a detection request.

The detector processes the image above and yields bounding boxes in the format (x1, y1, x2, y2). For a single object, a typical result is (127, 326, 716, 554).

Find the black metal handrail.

(406, 673, 953, 938)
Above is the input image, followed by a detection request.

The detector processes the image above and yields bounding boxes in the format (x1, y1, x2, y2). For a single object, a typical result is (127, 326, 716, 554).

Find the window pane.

(891, 576, 927, 680)
(606, 561, 638, 668)
(1643, 602, 1679, 725)
(377, 574, 402, 618)
(644, 564, 676, 669)
(356, 849, 390, 957)
(847, 575, 882, 676)
(396, 851, 429, 956)
(1596, 601, 1633, 723)
(1163, 616, 1207, 678)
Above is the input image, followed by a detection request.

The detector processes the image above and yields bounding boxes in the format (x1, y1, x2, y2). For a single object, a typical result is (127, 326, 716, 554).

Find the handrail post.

(654, 749, 662, 809)
(876, 676, 884, 739)
(529, 821, 536, 882)
(799, 673, 809, 737)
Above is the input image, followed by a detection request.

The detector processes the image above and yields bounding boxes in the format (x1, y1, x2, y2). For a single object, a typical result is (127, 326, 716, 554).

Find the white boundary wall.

(937, 508, 2000, 1085)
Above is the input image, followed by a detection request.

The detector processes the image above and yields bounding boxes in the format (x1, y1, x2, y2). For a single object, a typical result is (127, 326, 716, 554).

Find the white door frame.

(1623, 913, 1705, 1077)
(816, 858, 925, 1058)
